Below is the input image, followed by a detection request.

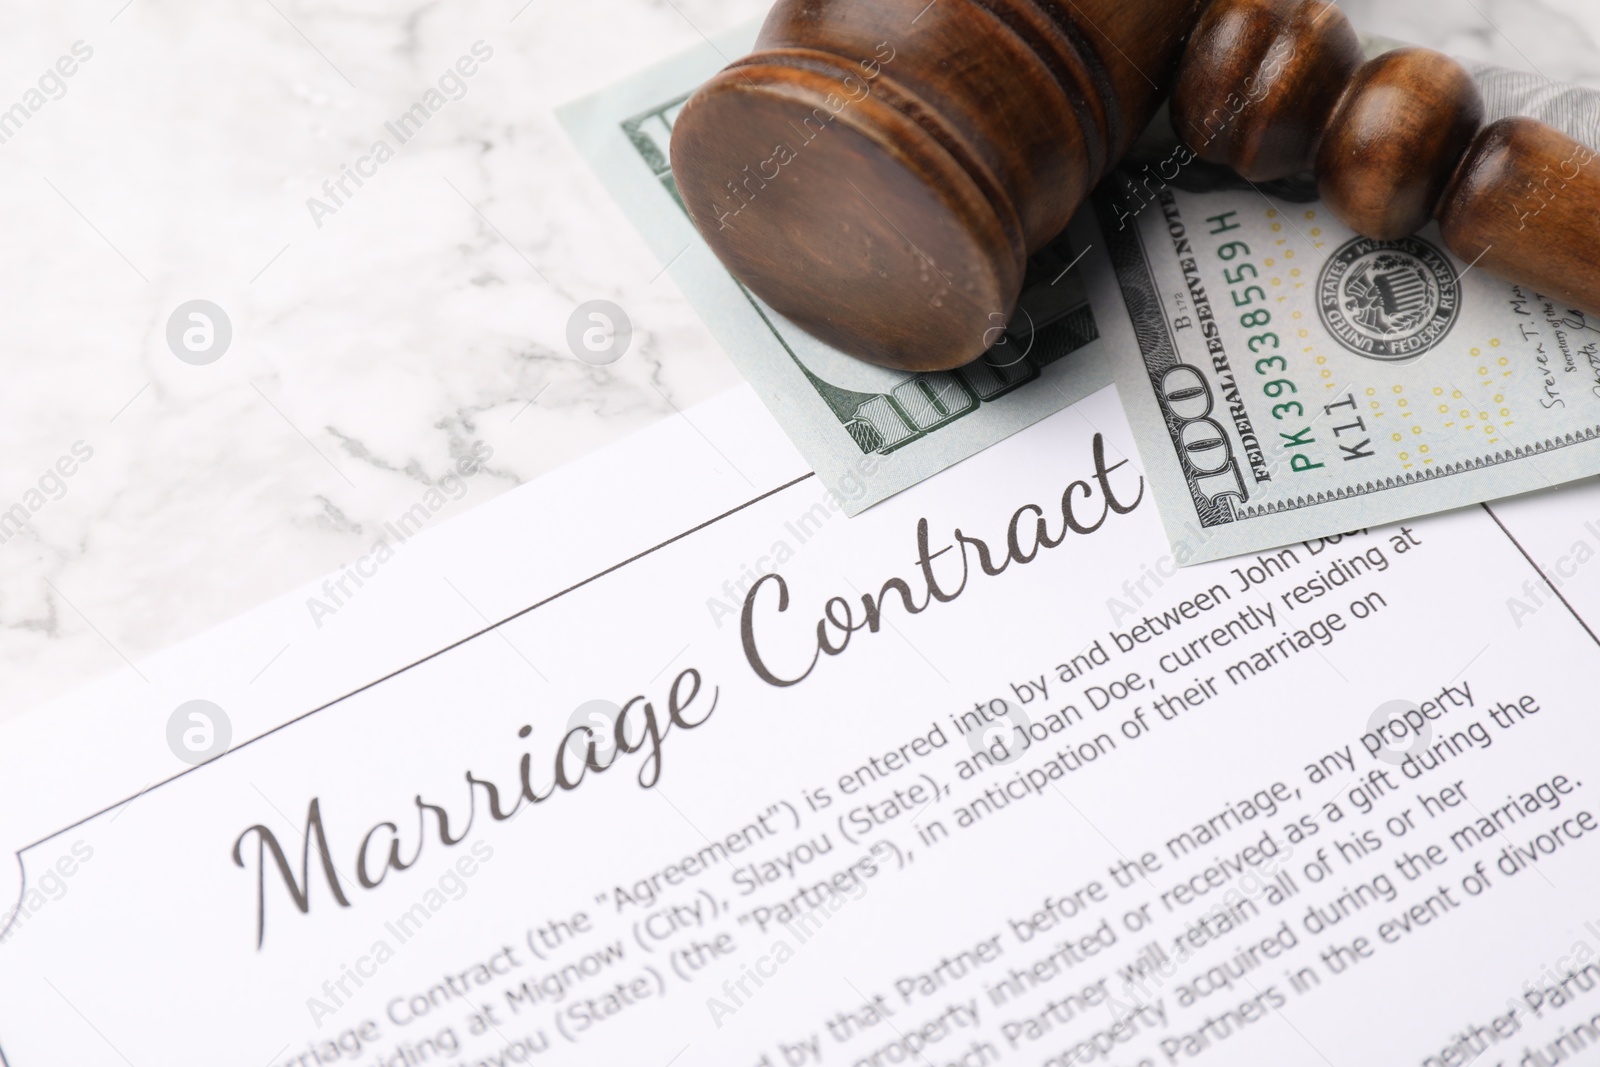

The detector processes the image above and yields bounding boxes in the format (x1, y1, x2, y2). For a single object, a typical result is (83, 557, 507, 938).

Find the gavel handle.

(1438, 119, 1599, 319)
(1171, 0, 1600, 319)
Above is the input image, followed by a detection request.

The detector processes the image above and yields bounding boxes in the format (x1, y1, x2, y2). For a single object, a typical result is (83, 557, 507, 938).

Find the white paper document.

(3, 384, 1600, 1067)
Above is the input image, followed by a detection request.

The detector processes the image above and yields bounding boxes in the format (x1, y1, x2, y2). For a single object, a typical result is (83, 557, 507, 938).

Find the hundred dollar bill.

(564, 27, 1600, 548)
(558, 26, 1123, 514)
(1086, 162, 1600, 564)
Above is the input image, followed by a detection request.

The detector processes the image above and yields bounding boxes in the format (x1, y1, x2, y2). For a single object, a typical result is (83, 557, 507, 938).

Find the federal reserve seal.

(1317, 236, 1460, 360)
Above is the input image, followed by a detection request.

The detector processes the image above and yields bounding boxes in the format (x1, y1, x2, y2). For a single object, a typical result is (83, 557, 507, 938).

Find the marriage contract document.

(1, 384, 1598, 1067)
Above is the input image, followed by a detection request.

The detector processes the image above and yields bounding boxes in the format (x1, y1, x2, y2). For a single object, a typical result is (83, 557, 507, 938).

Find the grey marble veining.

(0, 0, 1594, 721)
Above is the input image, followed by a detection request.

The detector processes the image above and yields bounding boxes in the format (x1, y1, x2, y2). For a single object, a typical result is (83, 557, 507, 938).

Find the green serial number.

(1216, 240, 1302, 419)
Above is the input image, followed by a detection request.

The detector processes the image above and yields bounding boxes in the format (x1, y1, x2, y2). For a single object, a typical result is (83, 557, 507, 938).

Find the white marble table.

(1, 0, 1596, 722)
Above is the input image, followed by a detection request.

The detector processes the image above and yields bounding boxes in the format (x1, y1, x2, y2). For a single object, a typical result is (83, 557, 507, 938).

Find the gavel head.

(669, 0, 1205, 372)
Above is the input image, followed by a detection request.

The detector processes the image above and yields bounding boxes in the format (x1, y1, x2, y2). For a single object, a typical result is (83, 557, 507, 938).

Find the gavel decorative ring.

(668, 0, 1599, 372)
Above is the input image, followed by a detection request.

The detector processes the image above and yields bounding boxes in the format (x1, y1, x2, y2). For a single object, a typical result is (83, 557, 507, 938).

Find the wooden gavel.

(669, 0, 1599, 371)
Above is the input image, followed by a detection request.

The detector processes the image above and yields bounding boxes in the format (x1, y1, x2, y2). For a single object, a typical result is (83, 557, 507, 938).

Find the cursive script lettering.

(233, 667, 718, 948)
(741, 434, 1143, 686)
